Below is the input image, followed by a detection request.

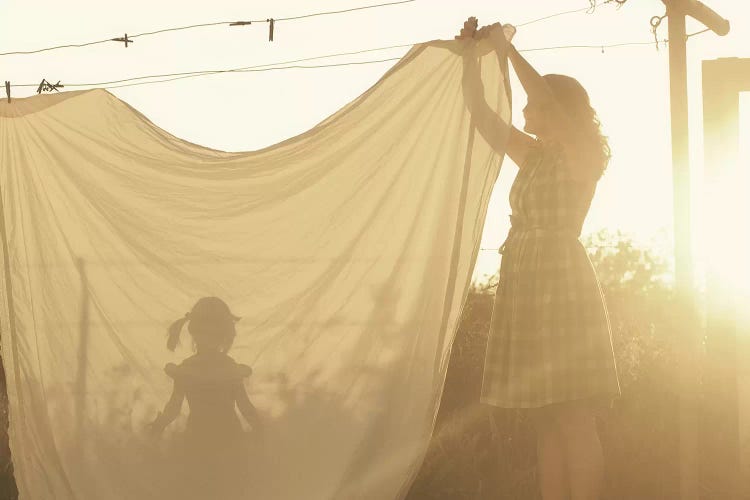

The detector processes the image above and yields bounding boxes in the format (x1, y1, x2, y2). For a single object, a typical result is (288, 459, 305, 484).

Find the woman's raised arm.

(460, 20, 535, 167)
(490, 26, 600, 178)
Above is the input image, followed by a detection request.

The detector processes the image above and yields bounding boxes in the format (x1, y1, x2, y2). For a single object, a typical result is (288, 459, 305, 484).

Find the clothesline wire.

(274, 0, 414, 22)
(130, 0, 418, 37)
(1, 0, 630, 59)
(515, 32, 713, 53)
(0, 0, 417, 57)
(8, 26, 712, 91)
(687, 28, 711, 38)
(98, 58, 404, 90)
(522, 40, 653, 52)
(516, 0, 624, 28)
(11, 44, 412, 87)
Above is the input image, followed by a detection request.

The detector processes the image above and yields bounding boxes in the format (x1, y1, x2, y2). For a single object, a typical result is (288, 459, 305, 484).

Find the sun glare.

(738, 92, 750, 496)
(702, 92, 750, 314)
(737, 92, 750, 320)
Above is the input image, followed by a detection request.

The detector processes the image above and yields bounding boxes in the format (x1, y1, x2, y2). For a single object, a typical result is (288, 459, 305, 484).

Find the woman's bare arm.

(461, 51, 506, 155)
(490, 26, 599, 180)
(506, 43, 556, 106)
(461, 43, 534, 167)
(508, 126, 537, 168)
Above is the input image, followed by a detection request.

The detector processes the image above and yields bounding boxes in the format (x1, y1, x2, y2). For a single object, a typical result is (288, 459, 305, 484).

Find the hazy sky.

(1, 0, 748, 282)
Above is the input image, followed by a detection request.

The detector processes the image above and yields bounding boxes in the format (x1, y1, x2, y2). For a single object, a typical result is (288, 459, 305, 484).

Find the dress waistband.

(499, 215, 580, 255)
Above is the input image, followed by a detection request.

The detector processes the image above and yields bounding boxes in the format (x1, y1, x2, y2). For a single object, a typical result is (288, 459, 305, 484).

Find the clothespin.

(112, 33, 134, 47)
(229, 21, 252, 26)
(4, 81, 10, 103)
(267, 18, 274, 41)
(36, 79, 64, 94)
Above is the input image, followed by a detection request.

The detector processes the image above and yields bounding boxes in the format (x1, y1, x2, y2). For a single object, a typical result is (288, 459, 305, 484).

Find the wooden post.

(665, 6, 699, 499)
(679, 0, 730, 35)
(666, 2, 691, 293)
(664, 0, 730, 287)
(661, 1, 730, 499)
(662, 0, 731, 283)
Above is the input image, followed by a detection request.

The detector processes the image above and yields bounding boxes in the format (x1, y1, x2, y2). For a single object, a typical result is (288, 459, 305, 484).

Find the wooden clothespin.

(4, 81, 9, 103)
(36, 79, 64, 94)
(229, 21, 252, 26)
(267, 18, 274, 41)
(112, 33, 134, 47)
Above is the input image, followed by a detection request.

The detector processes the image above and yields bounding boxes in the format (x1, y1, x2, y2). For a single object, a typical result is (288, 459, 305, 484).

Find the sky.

(1, 0, 748, 283)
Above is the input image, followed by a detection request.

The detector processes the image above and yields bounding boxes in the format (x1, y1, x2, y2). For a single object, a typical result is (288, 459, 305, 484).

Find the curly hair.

(543, 74, 611, 178)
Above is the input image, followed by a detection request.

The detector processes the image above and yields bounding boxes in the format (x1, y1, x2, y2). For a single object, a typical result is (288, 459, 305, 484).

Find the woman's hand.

(484, 23, 513, 49)
(456, 18, 512, 46)
(455, 16, 479, 40)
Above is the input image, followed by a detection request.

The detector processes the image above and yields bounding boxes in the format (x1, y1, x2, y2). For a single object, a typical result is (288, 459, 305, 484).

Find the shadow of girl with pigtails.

(148, 297, 262, 500)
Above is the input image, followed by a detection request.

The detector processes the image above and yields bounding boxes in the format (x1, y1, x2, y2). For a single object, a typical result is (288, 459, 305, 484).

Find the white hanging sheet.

(0, 39, 510, 499)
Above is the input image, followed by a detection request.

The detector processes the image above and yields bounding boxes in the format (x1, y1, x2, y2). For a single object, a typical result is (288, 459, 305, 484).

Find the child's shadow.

(148, 297, 262, 500)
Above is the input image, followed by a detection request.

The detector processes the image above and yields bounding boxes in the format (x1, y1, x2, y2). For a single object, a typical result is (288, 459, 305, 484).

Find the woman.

(457, 18, 621, 500)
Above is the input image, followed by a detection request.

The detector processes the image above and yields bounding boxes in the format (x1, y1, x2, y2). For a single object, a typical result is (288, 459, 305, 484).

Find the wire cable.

(10, 44, 415, 88)
(130, 0, 418, 37)
(516, 0, 617, 28)
(1, 0, 626, 58)
(0, 0, 416, 57)
(521, 40, 654, 52)
(687, 28, 711, 38)
(0, 37, 120, 57)
(274, 0, 415, 22)
(126, 21, 244, 40)
(4, 0, 716, 93)
(99, 59, 403, 90)
(10, 29, 713, 92)
(520, 26, 711, 53)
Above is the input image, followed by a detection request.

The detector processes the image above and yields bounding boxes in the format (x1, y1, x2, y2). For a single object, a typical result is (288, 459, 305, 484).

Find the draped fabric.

(0, 39, 510, 500)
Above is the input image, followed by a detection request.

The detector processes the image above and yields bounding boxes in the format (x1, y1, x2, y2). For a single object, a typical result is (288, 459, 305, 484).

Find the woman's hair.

(166, 297, 241, 352)
(543, 74, 611, 177)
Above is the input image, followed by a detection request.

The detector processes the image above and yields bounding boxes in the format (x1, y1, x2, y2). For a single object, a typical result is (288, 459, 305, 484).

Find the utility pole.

(661, 1, 729, 499)
(665, 0, 729, 292)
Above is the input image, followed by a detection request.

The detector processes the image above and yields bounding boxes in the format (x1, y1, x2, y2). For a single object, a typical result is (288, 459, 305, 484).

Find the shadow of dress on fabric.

(164, 353, 255, 500)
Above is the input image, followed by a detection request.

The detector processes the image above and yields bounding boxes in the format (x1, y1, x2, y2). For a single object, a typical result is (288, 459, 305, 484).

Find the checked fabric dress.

(481, 141, 621, 409)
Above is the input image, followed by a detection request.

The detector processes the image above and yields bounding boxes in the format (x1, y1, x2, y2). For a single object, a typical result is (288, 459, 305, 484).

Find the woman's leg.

(555, 401, 604, 500)
(529, 406, 570, 500)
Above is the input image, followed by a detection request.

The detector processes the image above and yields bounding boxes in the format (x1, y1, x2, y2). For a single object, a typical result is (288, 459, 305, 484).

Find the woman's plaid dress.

(481, 141, 621, 409)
